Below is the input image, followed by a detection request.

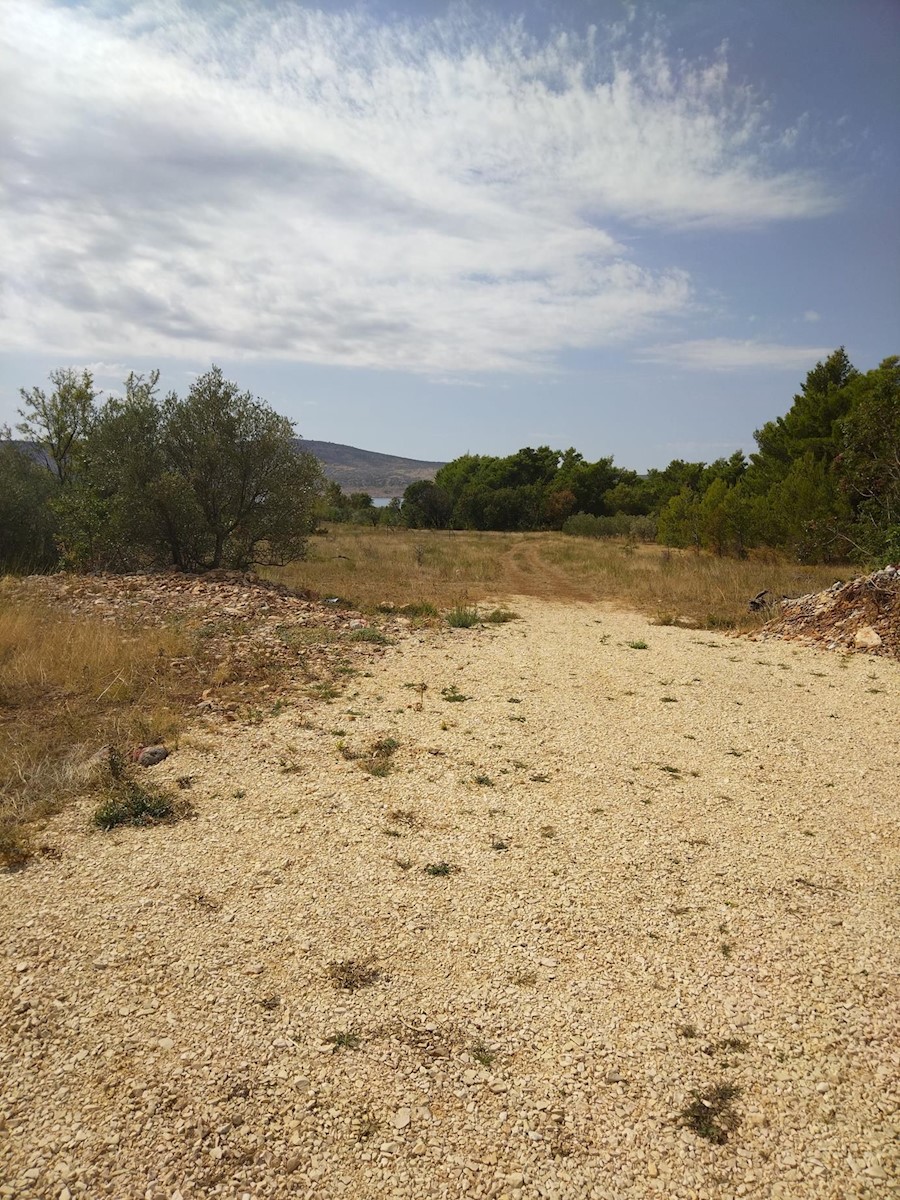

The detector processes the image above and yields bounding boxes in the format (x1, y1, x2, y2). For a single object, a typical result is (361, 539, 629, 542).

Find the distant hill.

(11, 437, 446, 500)
(296, 439, 446, 497)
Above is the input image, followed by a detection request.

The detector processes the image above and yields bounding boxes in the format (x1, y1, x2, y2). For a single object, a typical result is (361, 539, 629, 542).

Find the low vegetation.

(679, 1081, 742, 1144)
(92, 749, 191, 831)
(0, 592, 188, 867)
(271, 528, 847, 626)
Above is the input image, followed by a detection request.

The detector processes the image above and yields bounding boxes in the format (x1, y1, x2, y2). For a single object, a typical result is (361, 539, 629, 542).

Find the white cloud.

(803, 309, 821, 322)
(641, 339, 833, 371)
(0, 2, 837, 372)
(429, 376, 490, 389)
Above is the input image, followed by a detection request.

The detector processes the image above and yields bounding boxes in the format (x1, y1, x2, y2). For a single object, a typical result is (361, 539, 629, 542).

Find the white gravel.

(2, 597, 898, 1200)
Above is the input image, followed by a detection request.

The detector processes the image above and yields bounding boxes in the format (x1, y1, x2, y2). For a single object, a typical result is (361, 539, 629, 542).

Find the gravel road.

(2, 597, 898, 1200)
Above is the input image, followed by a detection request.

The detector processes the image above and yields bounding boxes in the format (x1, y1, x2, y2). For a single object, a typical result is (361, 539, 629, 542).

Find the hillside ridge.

(296, 438, 446, 496)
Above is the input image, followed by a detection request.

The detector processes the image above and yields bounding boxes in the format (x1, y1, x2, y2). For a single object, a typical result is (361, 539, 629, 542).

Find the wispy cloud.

(641, 339, 833, 371)
(1, 2, 837, 372)
(803, 309, 821, 322)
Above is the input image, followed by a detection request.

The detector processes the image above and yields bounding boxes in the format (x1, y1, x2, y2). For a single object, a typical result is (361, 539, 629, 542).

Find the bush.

(562, 512, 657, 540)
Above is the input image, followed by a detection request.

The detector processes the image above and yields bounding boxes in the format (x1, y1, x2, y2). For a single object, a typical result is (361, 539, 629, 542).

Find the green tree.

(0, 430, 59, 569)
(160, 367, 323, 568)
(17, 368, 98, 484)
(749, 348, 859, 489)
(754, 453, 850, 562)
(402, 480, 452, 529)
(54, 365, 324, 571)
(838, 356, 900, 561)
(657, 486, 701, 549)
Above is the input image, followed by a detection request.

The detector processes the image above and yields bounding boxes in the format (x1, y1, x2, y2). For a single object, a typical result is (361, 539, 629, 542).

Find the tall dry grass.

(269, 526, 847, 625)
(0, 587, 187, 865)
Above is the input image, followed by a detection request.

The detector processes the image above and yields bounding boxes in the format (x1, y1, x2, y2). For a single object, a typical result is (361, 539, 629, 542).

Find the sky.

(1, 0, 898, 471)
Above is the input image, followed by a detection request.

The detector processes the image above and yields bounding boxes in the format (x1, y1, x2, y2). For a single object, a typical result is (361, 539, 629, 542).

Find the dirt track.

(2, 597, 898, 1199)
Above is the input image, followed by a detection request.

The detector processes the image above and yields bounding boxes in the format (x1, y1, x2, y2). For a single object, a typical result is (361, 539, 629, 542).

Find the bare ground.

(1, 596, 898, 1200)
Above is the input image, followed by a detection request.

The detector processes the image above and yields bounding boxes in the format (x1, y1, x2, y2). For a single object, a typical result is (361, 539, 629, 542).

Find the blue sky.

(1, 0, 897, 469)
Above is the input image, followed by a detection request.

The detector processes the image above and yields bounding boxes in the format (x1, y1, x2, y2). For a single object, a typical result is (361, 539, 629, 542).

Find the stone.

(392, 1108, 411, 1130)
(137, 745, 169, 767)
(853, 626, 882, 648)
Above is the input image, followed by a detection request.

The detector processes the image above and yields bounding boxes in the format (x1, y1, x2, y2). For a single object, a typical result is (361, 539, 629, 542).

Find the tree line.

(2, 348, 897, 572)
(397, 348, 899, 565)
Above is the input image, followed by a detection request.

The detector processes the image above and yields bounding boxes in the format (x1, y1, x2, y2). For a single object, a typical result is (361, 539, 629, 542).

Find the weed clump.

(327, 958, 380, 991)
(447, 605, 480, 628)
(349, 627, 392, 644)
(92, 748, 190, 831)
(483, 609, 518, 624)
(423, 861, 456, 877)
(679, 1081, 742, 1144)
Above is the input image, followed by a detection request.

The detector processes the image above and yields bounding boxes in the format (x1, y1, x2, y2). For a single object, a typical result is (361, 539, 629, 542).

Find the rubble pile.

(752, 564, 900, 659)
(8, 570, 409, 701)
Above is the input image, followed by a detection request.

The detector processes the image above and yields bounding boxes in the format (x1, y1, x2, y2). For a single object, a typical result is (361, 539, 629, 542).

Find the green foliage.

(562, 512, 656, 540)
(402, 480, 453, 528)
(0, 433, 59, 570)
(446, 605, 480, 628)
(749, 347, 858, 490)
(92, 750, 189, 831)
(52, 365, 324, 571)
(838, 356, 900, 561)
(17, 367, 98, 485)
(680, 1082, 742, 1144)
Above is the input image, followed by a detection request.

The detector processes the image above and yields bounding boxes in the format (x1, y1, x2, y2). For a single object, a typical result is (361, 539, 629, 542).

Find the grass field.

(269, 526, 847, 626)
(1, 529, 849, 868)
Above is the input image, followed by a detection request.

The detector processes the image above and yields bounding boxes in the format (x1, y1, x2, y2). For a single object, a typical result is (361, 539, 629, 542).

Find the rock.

(245, 962, 264, 975)
(605, 1071, 624, 1084)
(158, 1037, 174, 1051)
(392, 1107, 411, 1129)
(137, 744, 169, 767)
(853, 626, 882, 648)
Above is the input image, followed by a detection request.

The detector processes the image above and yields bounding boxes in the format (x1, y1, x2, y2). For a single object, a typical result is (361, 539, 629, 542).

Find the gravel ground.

(2, 597, 898, 1200)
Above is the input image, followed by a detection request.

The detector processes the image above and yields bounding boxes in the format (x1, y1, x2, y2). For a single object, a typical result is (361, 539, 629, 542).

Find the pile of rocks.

(752, 564, 900, 658)
(9, 570, 409, 704)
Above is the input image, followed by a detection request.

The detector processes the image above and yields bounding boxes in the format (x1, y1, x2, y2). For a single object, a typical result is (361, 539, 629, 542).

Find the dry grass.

(268, 527, 847, 627)
(0, 586, 189, 867)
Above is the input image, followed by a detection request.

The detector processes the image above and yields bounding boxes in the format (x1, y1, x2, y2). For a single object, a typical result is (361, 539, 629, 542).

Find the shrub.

(446, 605, 480, 628)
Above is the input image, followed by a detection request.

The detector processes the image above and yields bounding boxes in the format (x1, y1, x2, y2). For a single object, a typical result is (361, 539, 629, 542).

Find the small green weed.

(626, 640, 649, 650)
(423, 861, 456, 877)
(327, 1030, 361, 1049)
(471, 1041, 496, 1067)
(447, 605, 480, 628)
(680, 1081, 742, 1144)
(399, 601, 439, 618)
(483, 609, 518, 624)
(441, 684, 470, 703)
(350, 627, 392, 645)
(474, 774, 495, 787)
(92, 749, 190, 831)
